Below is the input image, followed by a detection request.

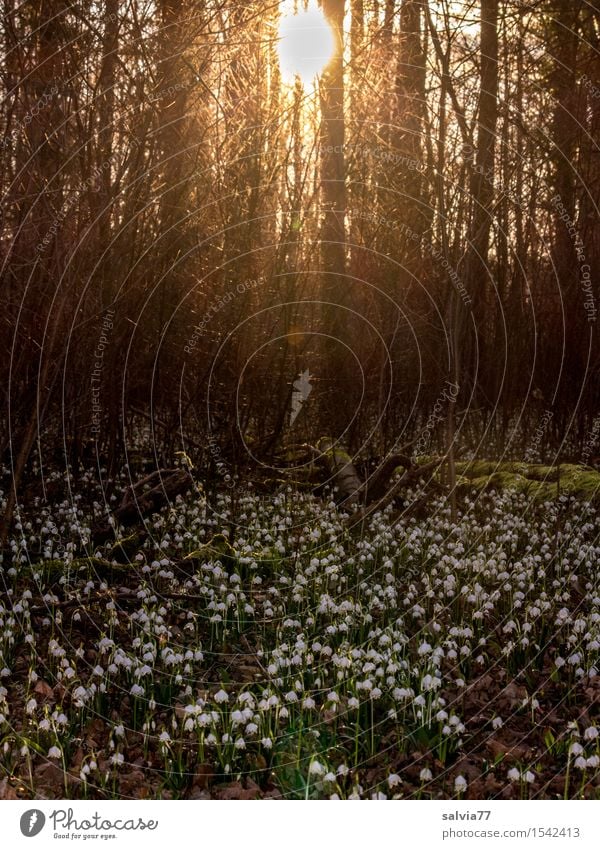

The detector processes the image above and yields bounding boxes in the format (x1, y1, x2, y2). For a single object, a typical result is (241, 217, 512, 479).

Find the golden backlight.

(277, 1, 335, 87)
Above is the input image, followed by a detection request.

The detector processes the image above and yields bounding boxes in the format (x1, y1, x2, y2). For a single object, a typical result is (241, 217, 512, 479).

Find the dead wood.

(92, 469, 194, 543)
(345, 458, 447, 530)
(316, 437, 363, 504)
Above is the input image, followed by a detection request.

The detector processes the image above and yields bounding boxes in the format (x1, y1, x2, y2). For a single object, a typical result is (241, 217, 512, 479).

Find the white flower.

(26, 698, 37, 715)
(569, 742, 584, 756)
(586, 755, 599, 768)
(159, 731, 171, 743)
(454, 775, 467, 792)
(261, 738, 273, 750)
(574, 757, 587, 770)
(48, 746, 62, 759)
(419, 768, 432, 782)
(507, 768, 520, 782)
(492, 716, 503, 730)
(309, 760, 325, 777)
(583, 726, 599, 741)
(110, 753, 124, 766)
(302, 697, 316, 709)
(371, 792, 387, 799)
(523, 771, 535, 783)
(214, 689, 229, 704)
(387, 773, 402, 788)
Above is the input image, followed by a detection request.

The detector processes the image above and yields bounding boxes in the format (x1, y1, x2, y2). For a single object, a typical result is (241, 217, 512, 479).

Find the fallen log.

(316, 437, 363, 505)
(345, 458, 447, 530)
(278, 439, 446, 512)
(92, 468, 195, 544)
(363, 453, 414, 502)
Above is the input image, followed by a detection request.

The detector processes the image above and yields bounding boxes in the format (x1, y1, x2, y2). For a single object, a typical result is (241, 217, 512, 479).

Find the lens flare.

(277, 1, 335, 86)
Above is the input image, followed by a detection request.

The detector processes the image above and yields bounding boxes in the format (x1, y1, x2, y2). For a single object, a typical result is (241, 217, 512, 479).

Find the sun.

(277, 1, 335, 87)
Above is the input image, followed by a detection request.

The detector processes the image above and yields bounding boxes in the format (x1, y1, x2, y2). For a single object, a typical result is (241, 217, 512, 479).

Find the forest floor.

(0, 462, 599, 800)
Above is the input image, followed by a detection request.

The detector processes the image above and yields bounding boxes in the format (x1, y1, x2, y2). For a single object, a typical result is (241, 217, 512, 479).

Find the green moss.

(253, 548, 281, 566)
(316, 437, 352, 464)
(29, 556, 129, 581)
(461, 472, 527, 494)
(556, 467, 600, 500)
(455, 460, 502, 479)
(455, 462, 600, 503)
(184, 534, 236, 565)
(108, 532, 144, 562)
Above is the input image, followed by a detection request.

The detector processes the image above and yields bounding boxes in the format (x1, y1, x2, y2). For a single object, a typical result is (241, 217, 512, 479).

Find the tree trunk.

(462, 0, 499, 396)
(319, 0, 348, 434)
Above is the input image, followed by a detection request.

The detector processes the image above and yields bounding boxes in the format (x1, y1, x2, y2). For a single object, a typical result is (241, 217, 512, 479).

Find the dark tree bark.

(319, 0, 350, 435)
(462, 0, 499, 395)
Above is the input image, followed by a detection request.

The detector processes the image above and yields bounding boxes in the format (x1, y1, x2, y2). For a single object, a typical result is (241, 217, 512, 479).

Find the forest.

(0, 0, 599, 802)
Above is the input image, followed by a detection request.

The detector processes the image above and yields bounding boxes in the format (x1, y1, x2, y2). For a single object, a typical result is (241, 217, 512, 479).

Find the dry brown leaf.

(53, 682, 67, 701)
(485, 736, 531, 762)
(34, 761, 68, 795)
(33, 680, 55, 701)
(484, 772, 504, 793)
(84, 718, 106, 747)
(118, 770, 145, 796)
(500, 681, 528, 709)
(174, 703, 187, 721)
(188, 787, 211, 800)
(192, 763, 215, 789)
(70, 746, 85, 768)
(213, 780, 262, 800)
(0, 777, 19, 800)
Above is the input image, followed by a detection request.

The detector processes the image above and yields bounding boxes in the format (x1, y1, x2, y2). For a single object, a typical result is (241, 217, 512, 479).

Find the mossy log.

(315, 438, 363, 505)
(455, 462, 600, 503)
(92, 469, 195, 543)
(183, 534, 235, 564)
